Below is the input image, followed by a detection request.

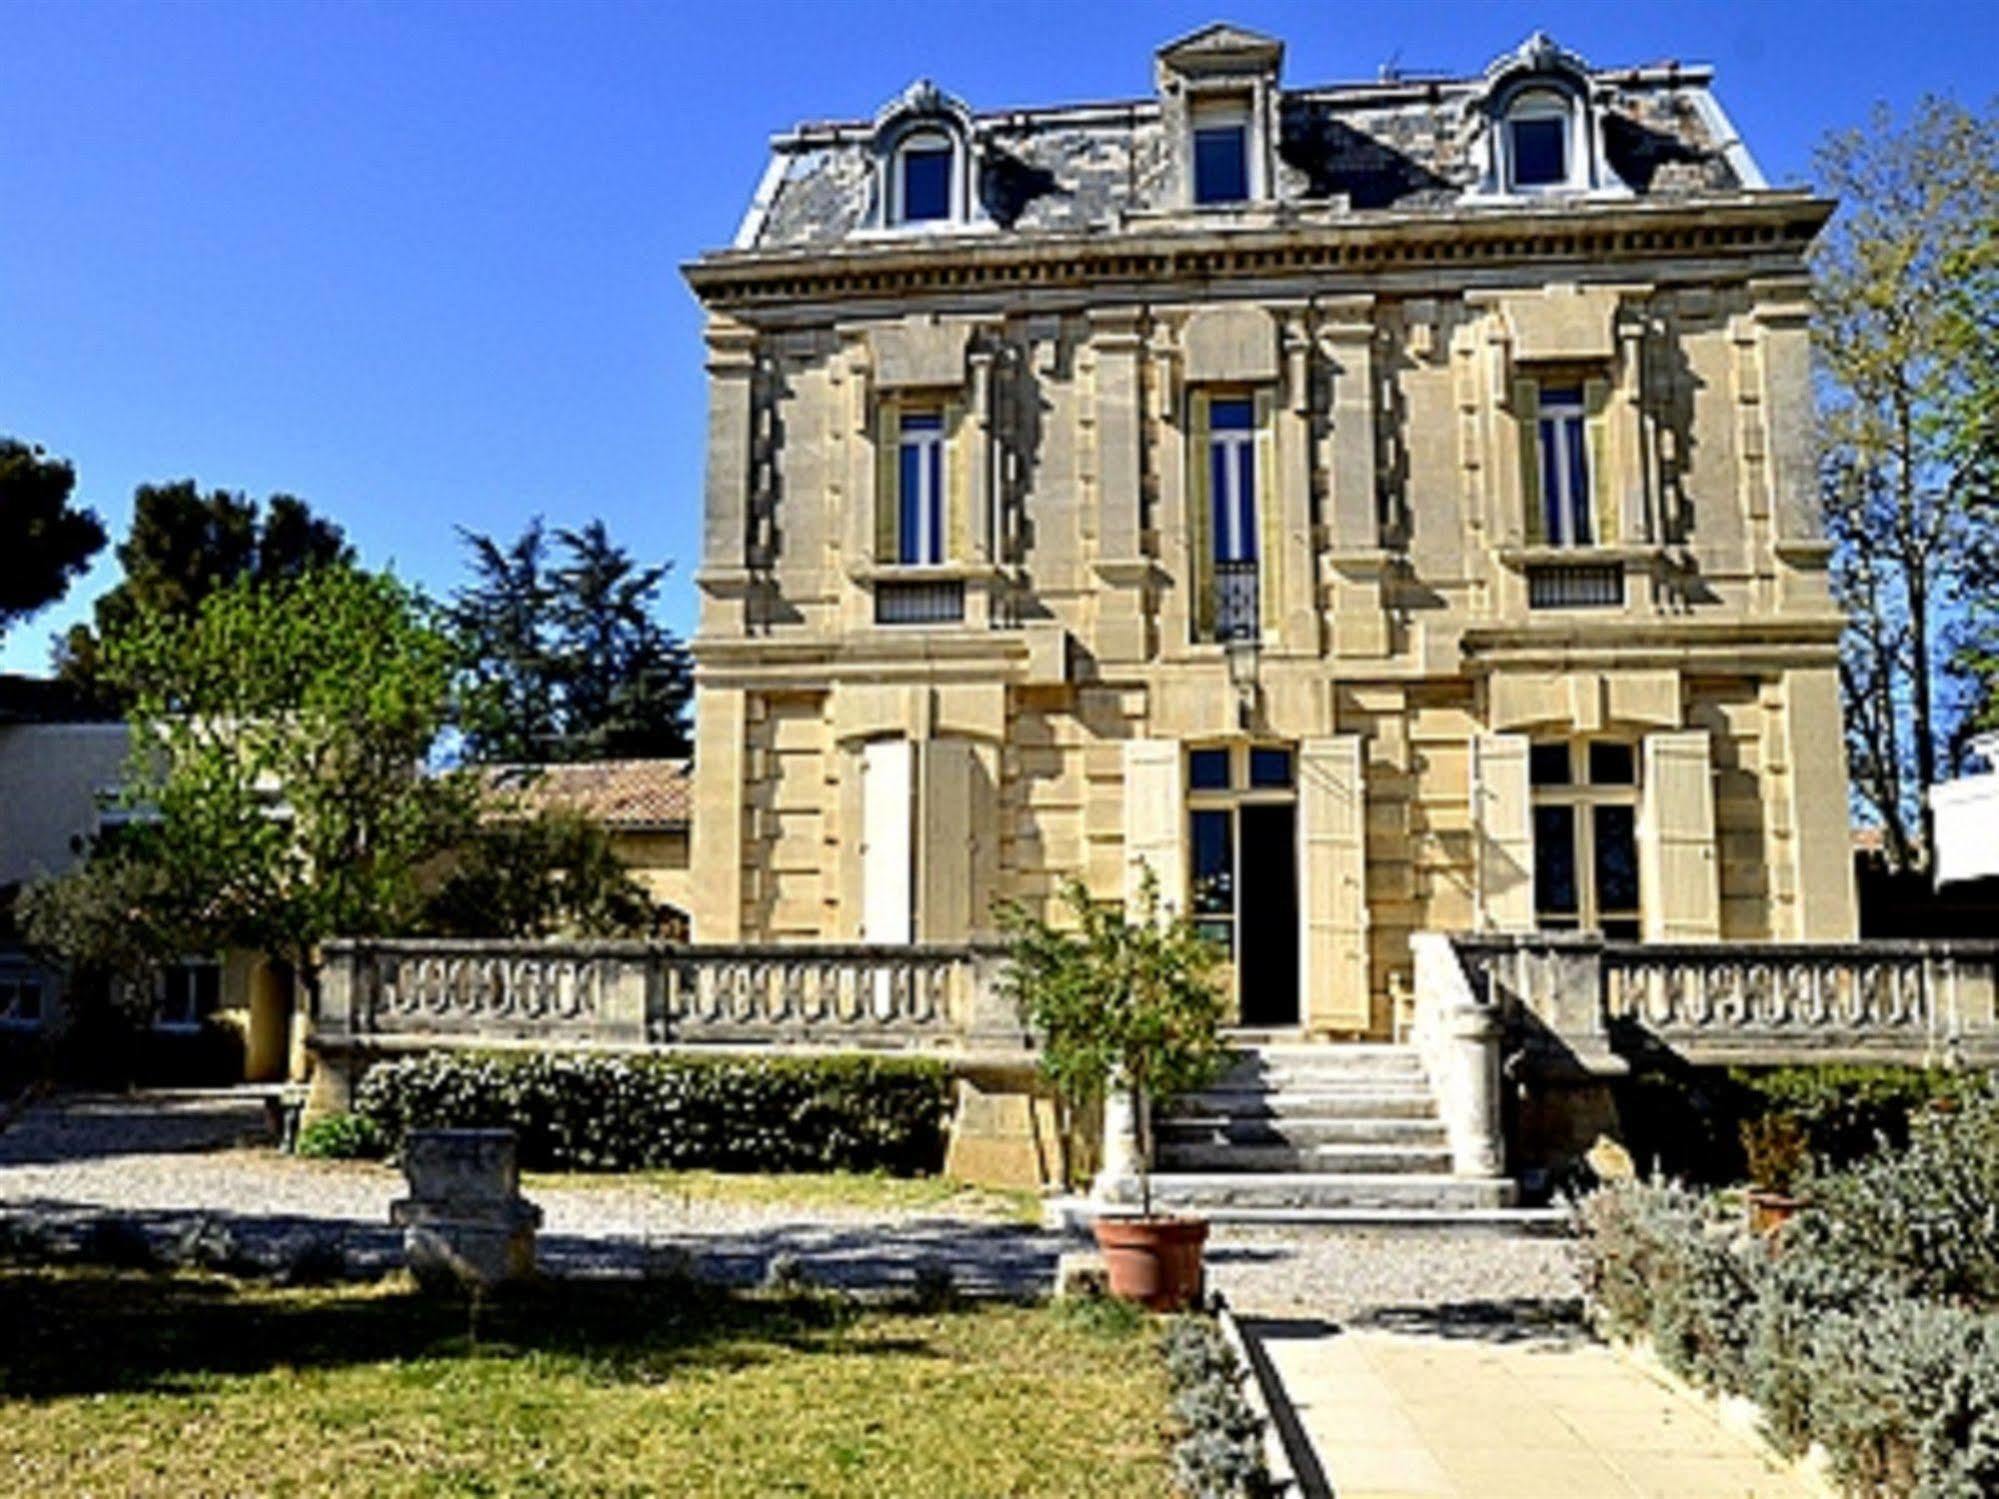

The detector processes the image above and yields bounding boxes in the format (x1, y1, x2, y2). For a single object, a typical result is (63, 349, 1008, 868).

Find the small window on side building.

(896, 135, 954, 224)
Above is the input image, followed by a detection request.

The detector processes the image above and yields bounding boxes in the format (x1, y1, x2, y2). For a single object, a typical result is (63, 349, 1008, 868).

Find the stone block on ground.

(389, 1128, 541, 1291)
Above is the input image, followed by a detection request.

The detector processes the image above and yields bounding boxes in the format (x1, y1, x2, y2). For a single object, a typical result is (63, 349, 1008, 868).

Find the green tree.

(450, 518, 691, 763)
(422, 803, 653, 939)
(1000, 874, 1229, 1213)
(44, 565, 473, 1006)
(56, 483, 351, 705)
(0, 439, 106, 640)
(1816, 97, 1999, 869)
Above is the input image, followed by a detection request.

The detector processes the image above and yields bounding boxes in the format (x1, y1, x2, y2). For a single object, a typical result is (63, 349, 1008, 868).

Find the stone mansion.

(679, 24, 1859, 1042)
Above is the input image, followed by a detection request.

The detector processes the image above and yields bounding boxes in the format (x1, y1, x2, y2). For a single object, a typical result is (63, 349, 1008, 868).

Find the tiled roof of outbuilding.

(482, 759, 691, 830)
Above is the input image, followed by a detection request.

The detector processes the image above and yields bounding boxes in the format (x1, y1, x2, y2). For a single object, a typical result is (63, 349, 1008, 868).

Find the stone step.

(1214, 1050, 1425, 1081)
(1155, 1140, 1456, 1175)
(1172, 1089, 1440, 1121)
(1049, 1198, 1566, 1235)
(1133, 1172, 1519, 1213)
(1155, 1115, 1450, 1149)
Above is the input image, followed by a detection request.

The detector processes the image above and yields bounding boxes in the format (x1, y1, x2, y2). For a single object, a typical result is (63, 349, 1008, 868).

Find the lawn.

(519, 1166, 1045, 1224)
(0, 1268, 1170, 1497)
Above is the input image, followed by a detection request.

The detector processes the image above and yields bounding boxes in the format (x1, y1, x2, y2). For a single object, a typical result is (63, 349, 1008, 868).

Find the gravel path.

(0, 1091, 1062, 1293)
(0, 1091, 1583, 1318)
(1207, 1226, 1583, 1322)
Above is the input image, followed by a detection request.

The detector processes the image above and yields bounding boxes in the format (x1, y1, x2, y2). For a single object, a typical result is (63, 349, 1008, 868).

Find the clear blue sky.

(3, 0, 1995, 674)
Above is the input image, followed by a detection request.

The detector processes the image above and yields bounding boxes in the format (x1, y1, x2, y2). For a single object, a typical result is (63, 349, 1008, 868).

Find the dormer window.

(1505, 90, 1574, 191)
(1191, 98, 1251, 206)
(897, 133, 953, 223)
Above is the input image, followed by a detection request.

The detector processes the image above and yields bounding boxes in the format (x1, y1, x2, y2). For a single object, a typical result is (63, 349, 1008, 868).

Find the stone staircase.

(1140, 1043, 1532, 1226)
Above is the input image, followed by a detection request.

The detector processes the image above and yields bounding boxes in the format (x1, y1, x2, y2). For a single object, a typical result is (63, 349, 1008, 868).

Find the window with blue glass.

(1193, 124, 1249, 205)
(899, 139, 953, 223)
(1506, 92, 1572, 191)
(1537, 386, 1592, 547)
(897, 410, 944, 565)
(1208, 398, 1257, 562)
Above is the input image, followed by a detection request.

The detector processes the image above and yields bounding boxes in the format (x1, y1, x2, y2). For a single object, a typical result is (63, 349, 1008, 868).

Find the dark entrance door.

(1236, 803, 1298, 1026)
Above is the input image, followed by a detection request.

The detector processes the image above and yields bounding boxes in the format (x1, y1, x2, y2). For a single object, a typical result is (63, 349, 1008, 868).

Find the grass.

(0, 1268, 1170, 1497)
(519, 1167, 1045, 1224)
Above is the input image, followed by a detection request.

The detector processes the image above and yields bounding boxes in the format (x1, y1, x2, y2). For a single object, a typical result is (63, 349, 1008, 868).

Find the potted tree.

(1001, 871, 1229, 1309)
(1740, 1111, 1809, 1237)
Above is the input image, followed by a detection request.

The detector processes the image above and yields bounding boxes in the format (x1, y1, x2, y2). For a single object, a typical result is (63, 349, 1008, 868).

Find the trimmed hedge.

(353, 1051, 953, 1175)
(1579, 1084, 1999, 1497)
(1614, 1062, 1985, 1185)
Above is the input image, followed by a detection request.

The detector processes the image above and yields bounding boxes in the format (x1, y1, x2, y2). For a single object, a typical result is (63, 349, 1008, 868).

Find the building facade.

(682, 25, 1858, 1040)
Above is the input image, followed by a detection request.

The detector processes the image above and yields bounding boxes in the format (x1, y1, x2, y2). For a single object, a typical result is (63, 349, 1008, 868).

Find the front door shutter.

(918, 737, 976, 941)
(1474, 733, 1536, 932)
(1300, 736, 1369, 1032)
(1641, 731, 1722, 939)
(1122, 739, 1186, 916)
(861, 738, 913, 943)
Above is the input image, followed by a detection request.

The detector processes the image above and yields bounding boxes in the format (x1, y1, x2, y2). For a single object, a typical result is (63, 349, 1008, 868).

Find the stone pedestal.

(390, 1129, 542, 1291)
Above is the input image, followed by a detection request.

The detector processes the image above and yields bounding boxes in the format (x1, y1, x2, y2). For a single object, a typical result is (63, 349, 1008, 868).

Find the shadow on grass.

(0, 1265, 956, 1402)
(1, 1198, 1065, 1295)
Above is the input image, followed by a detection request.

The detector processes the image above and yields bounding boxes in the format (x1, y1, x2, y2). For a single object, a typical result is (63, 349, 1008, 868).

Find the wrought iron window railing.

(875, 578, 965, 625)
(1211, 560, 1260, 641)
(1527, 562, 1623, 610)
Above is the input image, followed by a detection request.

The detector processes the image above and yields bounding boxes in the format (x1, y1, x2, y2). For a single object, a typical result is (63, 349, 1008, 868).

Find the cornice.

(683, 194, 1833, 312)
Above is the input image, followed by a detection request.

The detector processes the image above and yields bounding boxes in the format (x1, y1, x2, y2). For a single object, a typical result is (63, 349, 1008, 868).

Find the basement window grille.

(875, 579, 965, 626)
(1528, 563, 1623, 610)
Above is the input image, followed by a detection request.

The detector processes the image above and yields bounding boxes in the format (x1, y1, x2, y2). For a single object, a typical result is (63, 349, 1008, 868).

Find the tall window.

(1506, 91, 1572, 190)
(1208, 397, 1258, 639)
(897, 135, 953, 223)
(1537, 386, 1593, 547)
(897, 409, 944, 565)
(156, 957, 221, 1033)
(1531, 739, 1639, 939)
(1192, 101, 1250, 206)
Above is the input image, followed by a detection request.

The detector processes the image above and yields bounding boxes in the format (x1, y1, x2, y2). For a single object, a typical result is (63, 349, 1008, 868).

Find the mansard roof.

(720, 30, 1767, 256)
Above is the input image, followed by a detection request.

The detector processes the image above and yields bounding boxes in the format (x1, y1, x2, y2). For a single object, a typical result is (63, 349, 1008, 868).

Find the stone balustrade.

(1451, 933, 1999, 1069)
(313, 937, 1022, 1059)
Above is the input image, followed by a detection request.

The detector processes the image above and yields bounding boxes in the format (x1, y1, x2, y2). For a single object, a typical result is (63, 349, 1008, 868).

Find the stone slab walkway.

(1252, 1315, 1817, 1499)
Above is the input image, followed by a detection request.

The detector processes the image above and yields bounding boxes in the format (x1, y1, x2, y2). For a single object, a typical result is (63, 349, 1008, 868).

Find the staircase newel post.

(1445, 1002, 1506, 1178)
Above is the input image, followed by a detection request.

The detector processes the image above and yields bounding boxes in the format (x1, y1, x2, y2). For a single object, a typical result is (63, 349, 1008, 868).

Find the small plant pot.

(1745, 1187, 1804, 1238)
(1091, 1214, 1208, 1310)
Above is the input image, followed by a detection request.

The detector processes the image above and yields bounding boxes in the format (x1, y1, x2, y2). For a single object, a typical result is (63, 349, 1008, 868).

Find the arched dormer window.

(893, 128, 956, 224)
(1504, 88, 1577, 191)
(1468, 34, 1626, 200)
(870, 79, 979, 232)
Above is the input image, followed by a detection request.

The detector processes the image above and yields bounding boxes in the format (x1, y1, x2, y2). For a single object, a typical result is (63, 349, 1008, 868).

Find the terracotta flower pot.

(1091, 1215, 1209, 1310)
(1746, 1187, 1804, 1238)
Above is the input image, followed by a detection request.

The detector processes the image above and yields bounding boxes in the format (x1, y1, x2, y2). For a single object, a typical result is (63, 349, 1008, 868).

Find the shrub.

(1579, 1086, 1999, 1495)
(1736, 1063, 1982, 1171)
(294, 1112, 386, 1160)
(354, 1050, 953, 1175)
(1160, 1316, 1276, 1499)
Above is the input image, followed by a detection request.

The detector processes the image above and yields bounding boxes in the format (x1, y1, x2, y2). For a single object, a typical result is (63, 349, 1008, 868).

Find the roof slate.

(741, 39, 1752, 254)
